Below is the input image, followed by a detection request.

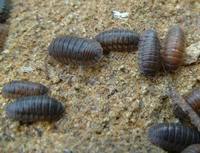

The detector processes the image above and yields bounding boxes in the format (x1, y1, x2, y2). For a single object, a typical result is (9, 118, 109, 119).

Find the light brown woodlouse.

(2, 80, 49, 99)
(48, 36, 103, 66)
(6, 96, 65, 123)
(162, 25, 185, 72)
(95, 28, 139, 54)
(138, 29, 161, 76)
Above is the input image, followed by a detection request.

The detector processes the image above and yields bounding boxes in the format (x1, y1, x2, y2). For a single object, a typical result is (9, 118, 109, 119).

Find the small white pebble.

(19, 66, 34, 73)
(64, 0, 69, 5)
(112, 11, 129, 20)
(184, 41, 200, 65)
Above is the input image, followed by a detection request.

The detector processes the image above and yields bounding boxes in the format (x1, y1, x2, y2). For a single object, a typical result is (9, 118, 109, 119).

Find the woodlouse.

(162, 25, 185, 72)
(138, 29, 161, 76)
(185, 88, 200, 113)
(148, 123, 200, 152)
(95, 28, 139, 54)
(0, 0, 10, 23)
(6, 96, 65, 123)
(181, 144, 200, 153)
(169, 87, 200, 129)
(48, 36, 103, 66)
(2, 80, 49, 99)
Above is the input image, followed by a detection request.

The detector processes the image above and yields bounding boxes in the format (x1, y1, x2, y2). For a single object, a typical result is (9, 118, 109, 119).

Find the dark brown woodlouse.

(162, 25, 185, 72)
(48, 36, 103, 66)
(169, 87, 200, 129)
(169, 87, 200, 130)
(148, 123, 200, 153)
(181, 144, 200, 153)
(138, 29, 161, 76)
(95, 28, 139, 54)
(6, 96, 65, 123)
(2, 80, 49, 99)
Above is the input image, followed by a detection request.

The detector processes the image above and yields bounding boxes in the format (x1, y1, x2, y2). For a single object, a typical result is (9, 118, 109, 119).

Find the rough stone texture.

(184, 41, 200, 65)
(0, 0, 199, 153)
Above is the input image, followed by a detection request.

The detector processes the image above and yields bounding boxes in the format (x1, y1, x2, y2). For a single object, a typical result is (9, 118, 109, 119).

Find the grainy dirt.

(0, 0, 199, 153)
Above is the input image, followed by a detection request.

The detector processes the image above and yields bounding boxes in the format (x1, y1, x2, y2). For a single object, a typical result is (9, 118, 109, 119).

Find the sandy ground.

(0, 0, 200, 152)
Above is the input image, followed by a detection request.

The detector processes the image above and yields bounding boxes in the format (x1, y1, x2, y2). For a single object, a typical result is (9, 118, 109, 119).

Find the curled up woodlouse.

(148, 123, 200, 152)
(2, 80, 49, 99)
(162, 25, 185, 72)
(48, 36, 103, 66)
(95, 28, 139, 54)
(181, 144, 200, 153)
(6, 96, 65, 123)
(138, 29, 161, 76)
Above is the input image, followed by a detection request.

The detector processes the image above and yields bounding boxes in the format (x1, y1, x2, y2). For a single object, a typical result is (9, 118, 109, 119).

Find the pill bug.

(0, 0, 10, 23)
(2, 80, 49, 99)
(138, 29, 161, 76)
(162, 25, 185, 72)
(48, 36, 103, 66)
(6, 96, 65, 123)
(181, 144, 200, 153)
(148, 123, 200, 152)
(95, 28, 139, 54)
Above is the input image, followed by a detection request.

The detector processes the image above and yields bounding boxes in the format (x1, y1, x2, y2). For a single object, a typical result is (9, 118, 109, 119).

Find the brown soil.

(0, 0, 199, 152)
